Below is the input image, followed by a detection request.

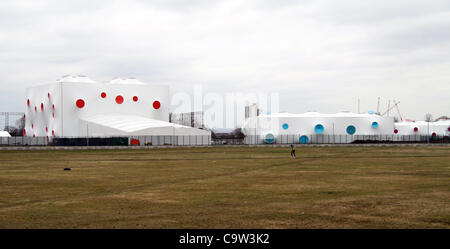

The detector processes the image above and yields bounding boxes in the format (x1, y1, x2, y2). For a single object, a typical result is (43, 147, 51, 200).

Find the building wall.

(25, 80, 169, 137)
(242, 113, 395, 143)
(24, 83, 62, 138)
(394, 121, 450, 136)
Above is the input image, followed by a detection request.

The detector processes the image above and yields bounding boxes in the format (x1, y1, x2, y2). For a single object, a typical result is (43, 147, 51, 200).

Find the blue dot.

(346, 125, 356, 135)
(299, 135, 309, 144)
(372, 122, 378, 128)
(282, 123, 289, 130)
(314, 124, 324, 134)
(265, 133, 275, 144)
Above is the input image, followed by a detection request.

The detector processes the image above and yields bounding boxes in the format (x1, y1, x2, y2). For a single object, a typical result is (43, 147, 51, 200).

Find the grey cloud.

(0, 0, 449, 121)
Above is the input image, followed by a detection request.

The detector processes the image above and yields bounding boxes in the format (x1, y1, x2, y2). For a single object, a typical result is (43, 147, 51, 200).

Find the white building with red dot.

(394, 120, 450, 137)
(24, 75, 210, 140)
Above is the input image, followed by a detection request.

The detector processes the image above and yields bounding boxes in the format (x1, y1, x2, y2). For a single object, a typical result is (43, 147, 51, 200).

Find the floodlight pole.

(333, 123, 335, 144)
(86, 124, 89, 146)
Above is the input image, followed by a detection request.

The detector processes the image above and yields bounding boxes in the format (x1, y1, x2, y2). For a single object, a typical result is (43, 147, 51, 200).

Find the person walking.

(290, 144, 296, 158)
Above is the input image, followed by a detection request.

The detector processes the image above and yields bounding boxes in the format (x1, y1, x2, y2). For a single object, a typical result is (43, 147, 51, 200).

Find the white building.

(394, 120, 450, 137)
(24, 75, 210, 143)
(242, 111, 395, 144)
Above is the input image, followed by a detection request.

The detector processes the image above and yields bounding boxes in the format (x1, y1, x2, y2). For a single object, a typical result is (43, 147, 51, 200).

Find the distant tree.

(434, 115, 448, 121)
(15, 116, 25, 135)
(2, 116, 25, 136)
(425, 113, 433, 122)
(231, 128, 245, 139)
(4, 126, 18, 136)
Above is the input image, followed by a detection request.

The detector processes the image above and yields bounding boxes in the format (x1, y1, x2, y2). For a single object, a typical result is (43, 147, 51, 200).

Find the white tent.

(81, 114, 211, 136)
(0, 131, 11, 137)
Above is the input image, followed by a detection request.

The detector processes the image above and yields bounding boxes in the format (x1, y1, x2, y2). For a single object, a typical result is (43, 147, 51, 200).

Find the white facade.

(394, 120, 450, 136)
(24, 75, 210, 139)
(242, 112, 395, 143)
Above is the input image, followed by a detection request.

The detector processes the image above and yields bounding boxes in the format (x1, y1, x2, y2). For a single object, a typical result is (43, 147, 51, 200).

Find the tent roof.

(259, 112, 381, 118)
(56, 75, 96, 83)
(108, 77, 146, 85)
(81, 114, 209, 134)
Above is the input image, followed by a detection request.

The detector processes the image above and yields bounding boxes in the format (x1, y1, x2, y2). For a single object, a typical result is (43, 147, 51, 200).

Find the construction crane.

(376, 97, 380, 115)
(381, 100, 401, 117)
(393, 100, 403, 121)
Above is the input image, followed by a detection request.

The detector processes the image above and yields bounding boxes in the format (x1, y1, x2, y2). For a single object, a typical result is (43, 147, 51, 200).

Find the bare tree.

(425, 113, 433, 122)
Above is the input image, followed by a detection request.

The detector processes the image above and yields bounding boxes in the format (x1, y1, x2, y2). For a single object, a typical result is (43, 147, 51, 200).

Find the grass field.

(0, 146, 449, 228)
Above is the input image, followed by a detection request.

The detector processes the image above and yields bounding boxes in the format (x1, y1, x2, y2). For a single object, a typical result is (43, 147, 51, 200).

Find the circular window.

(265, 133, 275, 144)
(101, 92, 107, 98)
(346, 125, 356, 135)
(372, 121, 378, 128)
(153, 100, 161, 109)
(133, 96, 138, 102)
(76, 99, 85, 108)
(115, 95, 124, 104)
(282, 123, 289, 130)
(394, 129, 398, 134)
(299, 135, 309, 144)
(314, 124, 324, 134)
(414, 127, 418, 132)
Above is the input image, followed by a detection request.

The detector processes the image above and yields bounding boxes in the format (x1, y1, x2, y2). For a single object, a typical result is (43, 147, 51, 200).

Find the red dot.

(153, 100, 161, 109)
(52, 130, 55, 136)
(133, 96, 138, 102)
(115, 95, 124, 104)
(394, 129, 398, 134)
(52, 104, 55, 110)
(448, 127, 450, 132)
(32, 123, 34, 129)
(23, 129, 26, 136)
(52, 113, 54, 118)
(33, 134, 35, 138)
(76, 99, 85, 108)
(432, 132, 436, 137)
(35, 106, 37, 112)
(101, 92, 107, 98)
(45, 127, 48, 132)
(27, 99, 30, 107)
(41, 103, 44, 111)
(24, 114, 26, 119)
(48, 93, 50, 99)
(413, 127, 418, 132)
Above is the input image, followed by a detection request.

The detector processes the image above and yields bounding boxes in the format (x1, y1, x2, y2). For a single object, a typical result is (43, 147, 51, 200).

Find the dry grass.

(0, 146, 449, 228)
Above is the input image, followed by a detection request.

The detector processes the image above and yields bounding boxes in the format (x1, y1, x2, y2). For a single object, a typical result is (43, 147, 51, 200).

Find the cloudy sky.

(1, 0, 449, 122)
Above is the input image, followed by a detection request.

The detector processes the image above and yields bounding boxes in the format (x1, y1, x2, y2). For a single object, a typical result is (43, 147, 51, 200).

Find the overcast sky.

(1, 0, 449, 121)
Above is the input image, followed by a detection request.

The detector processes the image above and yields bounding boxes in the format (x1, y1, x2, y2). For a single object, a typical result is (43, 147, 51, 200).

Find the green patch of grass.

(0, 146, 449, 228)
